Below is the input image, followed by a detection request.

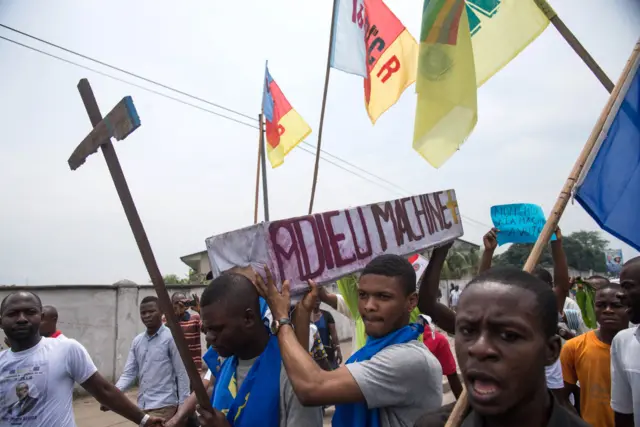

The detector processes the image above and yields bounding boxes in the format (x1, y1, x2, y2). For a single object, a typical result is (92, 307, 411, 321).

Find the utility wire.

(0, 27, 492, 230)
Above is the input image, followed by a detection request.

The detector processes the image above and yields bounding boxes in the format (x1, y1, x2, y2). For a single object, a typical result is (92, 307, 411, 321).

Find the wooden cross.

(68, 78, 212, 411)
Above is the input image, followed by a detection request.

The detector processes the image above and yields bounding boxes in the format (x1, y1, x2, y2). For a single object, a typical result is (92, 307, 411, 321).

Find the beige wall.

(0, 282, 355, 386)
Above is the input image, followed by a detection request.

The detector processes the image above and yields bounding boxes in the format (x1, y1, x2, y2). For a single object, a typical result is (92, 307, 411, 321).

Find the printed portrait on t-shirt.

(0, 360, 47, 424)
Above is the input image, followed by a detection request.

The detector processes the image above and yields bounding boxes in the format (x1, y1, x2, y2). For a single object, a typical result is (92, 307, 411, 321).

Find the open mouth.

(466, 371, 501, 403)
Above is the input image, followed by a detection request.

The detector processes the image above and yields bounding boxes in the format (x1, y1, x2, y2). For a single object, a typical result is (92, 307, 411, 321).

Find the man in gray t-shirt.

(258, 255, 444, 427)
(347, 340, 442, 426)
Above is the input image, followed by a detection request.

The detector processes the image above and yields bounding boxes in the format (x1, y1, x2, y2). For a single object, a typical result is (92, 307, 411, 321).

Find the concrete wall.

(0, 277, 463, 387)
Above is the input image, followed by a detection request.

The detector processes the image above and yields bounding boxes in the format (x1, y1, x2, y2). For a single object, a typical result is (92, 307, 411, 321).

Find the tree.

(441, 247, 481, 280)
(492, 230, 608, 273)
(162, 274, 188, 285)
(158, 269, 206, 285)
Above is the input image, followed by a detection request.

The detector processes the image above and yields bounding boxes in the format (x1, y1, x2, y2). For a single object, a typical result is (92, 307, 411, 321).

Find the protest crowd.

(1, 224, 640, 427)
(1, 0, 639, 426)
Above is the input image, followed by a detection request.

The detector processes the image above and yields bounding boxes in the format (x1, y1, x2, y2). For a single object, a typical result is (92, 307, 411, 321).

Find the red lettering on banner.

(411, 196, 426, 240)
(371, 202, 401, 251)
(377, 56, 400, 83)
(270, 221, 304, 282)
(394, 198, 417, 245)
(420, 194, 436, 235)
(314, 214, 335, 270)
(324, 211, 357, 267)
(425, 193, 445, 232)
(435, 191, 453, 230)
(292, 218, 325, 281)
(345, 208, 372, 260)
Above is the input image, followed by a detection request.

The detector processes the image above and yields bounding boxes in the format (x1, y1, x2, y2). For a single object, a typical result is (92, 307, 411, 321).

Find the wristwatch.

(271, 317, 292, 335)
(139, 414, 150, 427)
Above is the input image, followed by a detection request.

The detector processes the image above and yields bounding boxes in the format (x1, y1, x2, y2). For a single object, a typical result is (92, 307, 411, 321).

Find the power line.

(0, 28, 492, 230)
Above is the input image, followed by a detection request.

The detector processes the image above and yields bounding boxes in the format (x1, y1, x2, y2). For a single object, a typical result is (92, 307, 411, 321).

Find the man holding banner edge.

(256, 258, 443, 427)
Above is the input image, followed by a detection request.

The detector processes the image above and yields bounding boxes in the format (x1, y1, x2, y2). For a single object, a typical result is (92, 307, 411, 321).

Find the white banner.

(329, 0, 368, 78)
(206, 190, 463, 294)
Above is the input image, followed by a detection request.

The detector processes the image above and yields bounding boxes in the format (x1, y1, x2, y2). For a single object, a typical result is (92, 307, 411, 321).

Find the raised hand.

(483, 228, 499, 251)
(255, 266, 291, 320)
(300, 280, 319, 313)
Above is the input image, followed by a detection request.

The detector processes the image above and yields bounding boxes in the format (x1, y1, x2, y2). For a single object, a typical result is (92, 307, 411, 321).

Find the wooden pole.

(307, 0, 339, 215)
(73, 79, 212, 411)
(253, 116, 262, 224)
(259, 113, 270, 221)
(534, 0, 614, 93)
(445, 41, 640, 427)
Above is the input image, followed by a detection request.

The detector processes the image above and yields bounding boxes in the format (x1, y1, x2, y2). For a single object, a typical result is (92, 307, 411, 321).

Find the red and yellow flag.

(363, 0, 418, 124)
(329, 0, 418, 124)
(262, 65, 312, 168)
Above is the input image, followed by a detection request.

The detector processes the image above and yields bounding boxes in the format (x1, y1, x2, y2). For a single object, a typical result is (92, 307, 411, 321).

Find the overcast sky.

(0, 0, 638, 285)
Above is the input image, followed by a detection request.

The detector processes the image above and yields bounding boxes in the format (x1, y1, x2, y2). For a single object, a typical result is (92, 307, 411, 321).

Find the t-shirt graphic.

(1, 359, 48, 424)
(0, 337, 97, 427)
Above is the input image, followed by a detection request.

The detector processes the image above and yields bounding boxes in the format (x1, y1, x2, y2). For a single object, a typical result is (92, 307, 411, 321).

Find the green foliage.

(441, 247, 481, 280)
(492, 230, 608, 273)
(158, 269, 206, 285)
(576, 282, 597, 329)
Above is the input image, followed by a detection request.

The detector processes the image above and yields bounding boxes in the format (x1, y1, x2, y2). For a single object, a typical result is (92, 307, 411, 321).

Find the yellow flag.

(413, 0, 477, 168)
(467, 0, 550, 86)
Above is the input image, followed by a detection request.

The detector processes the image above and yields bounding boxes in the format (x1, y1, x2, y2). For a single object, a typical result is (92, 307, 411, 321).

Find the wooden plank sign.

(68, 96, 141, 171)
(206, 189, 463, 294)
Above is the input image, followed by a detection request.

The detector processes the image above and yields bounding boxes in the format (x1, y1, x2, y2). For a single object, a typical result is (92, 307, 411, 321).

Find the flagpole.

(259, 113, 270, 221)
(308, 0, 339, 215)
(445, 41, 640, 427)
(260, 61, 271, 222)
(534, 0, 614, 93)
(253, 114, 262, 224)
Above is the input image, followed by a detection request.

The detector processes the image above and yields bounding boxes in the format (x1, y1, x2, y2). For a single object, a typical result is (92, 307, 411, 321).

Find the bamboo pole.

(445, 41, 640, 427)
(253, 115, 262, 224)
(534, 0, 614, 93)
(308, 0, 339, 215)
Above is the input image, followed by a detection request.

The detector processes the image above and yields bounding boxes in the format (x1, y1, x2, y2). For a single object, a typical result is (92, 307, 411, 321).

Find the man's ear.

(407, 292, 418, 313)
(243, 308, 256, 328)
(545, 334, 561, 366)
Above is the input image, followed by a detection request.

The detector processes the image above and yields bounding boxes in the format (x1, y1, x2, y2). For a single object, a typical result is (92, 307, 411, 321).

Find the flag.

(262, 65, 312, 168)
(408, 253, 429, 283)
(575, 52, 640, 251)
(330, 0, 418, 124)
(466, 0, 550, 86)
(413, 0, 478, 168)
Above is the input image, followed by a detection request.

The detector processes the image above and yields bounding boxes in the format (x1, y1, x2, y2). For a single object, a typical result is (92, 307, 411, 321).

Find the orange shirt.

(560, 330, 613, 427)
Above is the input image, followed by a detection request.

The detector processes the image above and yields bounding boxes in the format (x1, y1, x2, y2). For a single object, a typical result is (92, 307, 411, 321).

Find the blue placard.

(490, 204, 556, 245)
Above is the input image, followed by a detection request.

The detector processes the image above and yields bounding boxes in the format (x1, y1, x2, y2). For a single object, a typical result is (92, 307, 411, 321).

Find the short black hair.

(171, 292, 187, 303)
(587, 275, 611, 288)
(200, 273, 260, 316)
(140, 295, 158, 306)
(0, 291, 43, 315)
(361, 254, 416, 295)
(205, 271, 213, 280)
(532, 266, 553, 287)
(597, 282, 621, 293)
(465, 266, 557, 339)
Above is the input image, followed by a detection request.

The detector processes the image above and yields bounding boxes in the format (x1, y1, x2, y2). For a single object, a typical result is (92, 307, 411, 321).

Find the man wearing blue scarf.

(257, 254, 444, 427)
(189, 273, 323, 427)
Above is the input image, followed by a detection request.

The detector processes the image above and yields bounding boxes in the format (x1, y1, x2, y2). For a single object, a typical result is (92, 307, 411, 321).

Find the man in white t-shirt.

(611, 257, 640, 426)
(256, 255, 443, 427)
(0, 291, 163, 427)
(450, 286, 461, 311)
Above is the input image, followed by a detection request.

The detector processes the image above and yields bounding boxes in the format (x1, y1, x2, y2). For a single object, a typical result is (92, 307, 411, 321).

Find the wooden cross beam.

(68, 78, 212, 411)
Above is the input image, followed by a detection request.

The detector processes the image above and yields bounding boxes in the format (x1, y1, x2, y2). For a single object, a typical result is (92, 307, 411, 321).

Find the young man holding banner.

(257, 255, 443, 427)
